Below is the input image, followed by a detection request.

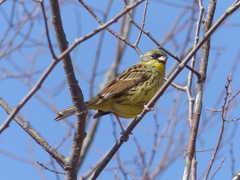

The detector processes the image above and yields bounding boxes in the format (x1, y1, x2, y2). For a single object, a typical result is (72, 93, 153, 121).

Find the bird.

(54, 49, 168, 133)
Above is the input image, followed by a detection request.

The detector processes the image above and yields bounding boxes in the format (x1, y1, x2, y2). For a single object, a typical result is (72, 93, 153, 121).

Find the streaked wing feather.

(98, 64, 149, 101)
(85, 96, 101, 106)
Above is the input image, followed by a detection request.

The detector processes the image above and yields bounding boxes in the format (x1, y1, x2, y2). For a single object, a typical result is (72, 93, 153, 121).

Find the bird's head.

(139, 49, 168, 65)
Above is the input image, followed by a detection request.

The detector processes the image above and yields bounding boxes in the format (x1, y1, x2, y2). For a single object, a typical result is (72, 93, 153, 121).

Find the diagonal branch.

(0, 97, 66, 165)
(89, 2, 240, 179)
(0, 0, 145, 135)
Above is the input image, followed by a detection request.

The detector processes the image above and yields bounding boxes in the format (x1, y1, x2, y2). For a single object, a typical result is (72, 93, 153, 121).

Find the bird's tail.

(54, 96, 103, 121)
(54, 106, 76, 121)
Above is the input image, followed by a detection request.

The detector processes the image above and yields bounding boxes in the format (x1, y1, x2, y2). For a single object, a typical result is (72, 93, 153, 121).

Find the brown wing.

(97, 64, 150, 102)
(85, 64, 151, 106)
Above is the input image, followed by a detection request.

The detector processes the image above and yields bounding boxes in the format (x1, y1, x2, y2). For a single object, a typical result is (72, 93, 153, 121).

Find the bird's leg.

(113, 114, 125, 133)
(113, 114, 129, 142)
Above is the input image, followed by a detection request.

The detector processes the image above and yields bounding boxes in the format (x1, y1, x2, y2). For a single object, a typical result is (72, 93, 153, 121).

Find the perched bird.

(55, 49, 168, 132)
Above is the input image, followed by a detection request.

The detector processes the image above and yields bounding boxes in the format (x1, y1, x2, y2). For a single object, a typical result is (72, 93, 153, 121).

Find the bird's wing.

(97, 64, 150, 102)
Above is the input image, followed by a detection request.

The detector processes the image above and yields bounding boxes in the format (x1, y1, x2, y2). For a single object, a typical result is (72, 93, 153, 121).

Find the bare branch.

(0, 0, 145, 135)
(37, 162, 66, 175)
(184, 0, 217, 179)
(89, 2, 240, 178)
(209, 158, 226, 180)
(0, 97, 66, 165)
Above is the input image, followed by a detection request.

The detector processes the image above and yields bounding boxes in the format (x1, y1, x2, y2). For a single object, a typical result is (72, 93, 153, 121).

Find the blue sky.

(1, 0, 240, 179)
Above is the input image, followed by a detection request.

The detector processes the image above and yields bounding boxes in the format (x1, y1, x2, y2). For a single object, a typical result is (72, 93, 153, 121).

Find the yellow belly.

(87, 70, 163, 118)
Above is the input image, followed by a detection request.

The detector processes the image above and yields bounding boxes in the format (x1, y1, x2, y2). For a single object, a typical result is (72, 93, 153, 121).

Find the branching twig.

(206, 76, 240, 122)
(0, 0, 145, 134)
(37, 162, 66, 175)
(0, 97, 66, 166)
(39, 0, 57, 59)
(209, 158, 226, 180)
(129, 18, 202, 78)
(89, 2, 240, 179)
(204, 75, 235, 179)
(78, 0, 142, 55)
(164, 77, 185, 92)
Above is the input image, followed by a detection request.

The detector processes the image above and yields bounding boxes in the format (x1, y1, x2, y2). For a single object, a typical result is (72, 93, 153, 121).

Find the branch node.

(197, 74, 206, 83)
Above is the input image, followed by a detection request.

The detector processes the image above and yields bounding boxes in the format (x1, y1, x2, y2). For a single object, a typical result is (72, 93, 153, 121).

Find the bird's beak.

(158, 55, 168, 63)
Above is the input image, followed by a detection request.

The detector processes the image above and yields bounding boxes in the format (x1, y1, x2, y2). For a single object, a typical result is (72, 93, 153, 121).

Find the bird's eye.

(151, 53, 160, 59)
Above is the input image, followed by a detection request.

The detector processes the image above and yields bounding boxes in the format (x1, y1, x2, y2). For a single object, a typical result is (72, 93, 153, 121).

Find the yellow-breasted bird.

(55, 49, 168, 132)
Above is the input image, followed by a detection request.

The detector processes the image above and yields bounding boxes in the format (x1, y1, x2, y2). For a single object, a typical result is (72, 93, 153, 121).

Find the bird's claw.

(144, 105, 154, 111)
(120, 133, 129, 142)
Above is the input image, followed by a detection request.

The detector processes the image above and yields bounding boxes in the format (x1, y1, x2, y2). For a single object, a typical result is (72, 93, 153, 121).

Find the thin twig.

(37, 162, 66, 174)
(204, 75, 231, 179)
(89, 2, 240, 179)
(206, 108, 222, 112)
(230, 143, 235, 178)
(39, 0, 57, 59)
(134, 0, 148, 47)
(184, 0, 216, 179)
(164, 77, 185, 91)
(209, 158, 226, 180)
(0, 0, 145, 134)
(129, 18, 202, 79)
(78, 0, 142, 55)
(0, 97, 66, 165)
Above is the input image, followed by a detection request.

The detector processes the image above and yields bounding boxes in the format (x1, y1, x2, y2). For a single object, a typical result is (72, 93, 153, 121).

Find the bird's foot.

(120, 131, 133, 142)
(144, 105, 154, 112)
(120, 132, 129, 142)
